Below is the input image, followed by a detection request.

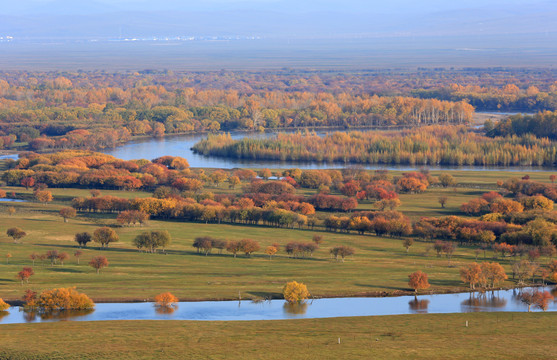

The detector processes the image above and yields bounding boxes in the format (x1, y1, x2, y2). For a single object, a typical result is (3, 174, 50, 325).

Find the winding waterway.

(103, 128, 555, 172)
(1, 287, 555, 324)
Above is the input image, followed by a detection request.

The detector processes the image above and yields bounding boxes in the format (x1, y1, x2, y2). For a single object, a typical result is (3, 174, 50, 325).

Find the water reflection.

(22, 308, 95, 322)
(103, 130, 556, 172)
(408, 299, 430, 314)
(155, 305, 177, 315)
(0, 286, 554, 324)
(283, 302, 309, 316)
(461, 292, 507, 311)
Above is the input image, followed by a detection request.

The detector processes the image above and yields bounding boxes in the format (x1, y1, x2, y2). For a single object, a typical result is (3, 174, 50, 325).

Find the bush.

(26, 287, 94, 311)
(283, 281, 310, 304)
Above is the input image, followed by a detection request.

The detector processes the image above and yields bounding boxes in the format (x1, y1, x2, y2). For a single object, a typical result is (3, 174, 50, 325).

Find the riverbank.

(1, 312, 555, 359)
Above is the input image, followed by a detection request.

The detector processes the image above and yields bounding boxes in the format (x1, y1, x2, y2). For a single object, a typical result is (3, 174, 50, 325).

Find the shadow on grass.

(429, 279, 462, 287)
(47, 267, 85, 273)
(246, 291, 283, 300)
(354, 283, 404, 291)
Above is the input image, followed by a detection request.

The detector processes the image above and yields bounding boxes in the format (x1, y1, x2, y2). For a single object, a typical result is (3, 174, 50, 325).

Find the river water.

(103, 129, 556, 172)
(1, 286, 555, 324)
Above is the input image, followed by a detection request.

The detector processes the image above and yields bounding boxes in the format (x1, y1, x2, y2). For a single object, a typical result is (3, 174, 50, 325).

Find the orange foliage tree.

(408, 270, 430, 295)
(89, 256, 109, 274)
(283, 281, 310, 304)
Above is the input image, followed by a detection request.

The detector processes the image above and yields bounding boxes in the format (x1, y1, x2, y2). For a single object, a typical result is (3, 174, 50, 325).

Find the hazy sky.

(1, 0, 556, 40)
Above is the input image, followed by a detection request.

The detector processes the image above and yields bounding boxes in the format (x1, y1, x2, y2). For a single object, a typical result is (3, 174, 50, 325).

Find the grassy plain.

(0, 169, 552, 302)
(1, 312, 555, 359)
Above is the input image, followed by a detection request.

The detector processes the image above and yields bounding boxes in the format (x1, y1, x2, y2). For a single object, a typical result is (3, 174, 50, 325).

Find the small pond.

(0, 286, 555, 324)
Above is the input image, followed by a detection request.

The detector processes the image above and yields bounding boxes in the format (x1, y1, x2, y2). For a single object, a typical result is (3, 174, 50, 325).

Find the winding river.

(1, 286, 555, 324)
(103, 128, 555, 172)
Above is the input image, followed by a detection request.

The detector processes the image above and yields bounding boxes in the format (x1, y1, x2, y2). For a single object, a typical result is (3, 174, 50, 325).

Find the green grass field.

(1, 312, 555, 359)
(0, 178, 549, 302)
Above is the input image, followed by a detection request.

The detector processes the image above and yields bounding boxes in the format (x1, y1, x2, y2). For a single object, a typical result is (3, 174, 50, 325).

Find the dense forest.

(2, 68, 557, 152)
(193, 126, 557, 167)
(487, 111, 557, 139)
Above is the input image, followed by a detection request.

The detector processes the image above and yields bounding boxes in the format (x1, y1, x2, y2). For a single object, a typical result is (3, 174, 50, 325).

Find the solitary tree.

(403, 238, 414, 253)
(93, 227, 119, 249)
(74, 232, 92, 247)
(312, 234, 324, 246)
(408, 270, 430, 296)
(7, 207, 15, 216)
(438, 196, 448, 208)
(5, 253, 12, 264)
(74, 250, 83, 265)
(154, 292, 178, 307)
(283, 281, 310, 304)
(59, 207, 77, 222)
(89, 256, 109, 274)
(7, 227, 26, 243)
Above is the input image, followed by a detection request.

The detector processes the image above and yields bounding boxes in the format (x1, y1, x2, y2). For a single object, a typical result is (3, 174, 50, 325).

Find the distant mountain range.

(1, 0, 556, 40)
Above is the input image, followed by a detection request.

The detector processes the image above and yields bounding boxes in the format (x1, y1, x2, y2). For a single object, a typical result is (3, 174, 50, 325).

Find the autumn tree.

(21, 177, 35, 189)
(408, 270, 430, 295)
(460, 263, 482, 290)
(16, 267, 34, 285)
(283, 281, 310, 304)
(438, 196, 448, 208)
(226, 240, 241, 258)
(239, 238, 260, 257)
(534, 291, 554, 311)
(480, 262, 508, 288)
(439, 173, 457, 187)
(265, 245, 278, 260)
(312, 234, 324, 246)
(26, 287, 94, 311)
(57, 252, 69, 265)
(329, 246, 355, 262)
(117, 210, 150, 226)
(403, 238, 414, 253)
(46, 250, 59, 266)
(132, 230, 171, 253)
(89, 256, 109, 274)
(74, 232, 92, 247)
(59, 207, 77, 222)
(93, 227, 119, 249)
(518, 290, 537, 312)
(0, 298, 9, 311)
(7, 207, 16, 216)
(74, 250, 83, 265)
(7, 227, 26, 243)
(29, 252, 40, 266)
(34, 190, 53, 205)
(154, 292, 178, 308)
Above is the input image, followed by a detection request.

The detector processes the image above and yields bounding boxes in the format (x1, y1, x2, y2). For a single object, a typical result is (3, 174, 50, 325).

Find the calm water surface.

(1, 287, 555, 324)
(103, 129, 556, 172)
